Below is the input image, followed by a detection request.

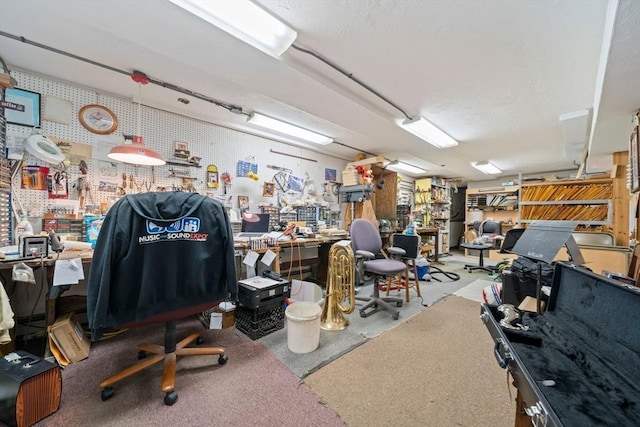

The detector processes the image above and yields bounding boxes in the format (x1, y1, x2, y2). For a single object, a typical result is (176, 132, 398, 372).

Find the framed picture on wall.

(238, 195, 249, 210)
(631, 126, 640, 193)
(174, 141, 190, 158)
(2, 88, 41, 127)
(263, 182, 275, 197)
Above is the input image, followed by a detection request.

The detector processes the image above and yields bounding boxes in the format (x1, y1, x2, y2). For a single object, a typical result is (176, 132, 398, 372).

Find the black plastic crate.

(236, 304, 284, 340)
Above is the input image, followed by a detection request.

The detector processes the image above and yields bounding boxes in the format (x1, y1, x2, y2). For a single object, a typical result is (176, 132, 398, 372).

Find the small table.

(0, 250, 93, 356)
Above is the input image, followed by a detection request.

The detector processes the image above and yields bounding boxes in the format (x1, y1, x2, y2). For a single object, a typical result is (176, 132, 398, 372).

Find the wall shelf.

(520, 179, 614, 229)
(165, 159, 202, 168)
(415, 177, 450, 254)
(465, 185, 519, 229)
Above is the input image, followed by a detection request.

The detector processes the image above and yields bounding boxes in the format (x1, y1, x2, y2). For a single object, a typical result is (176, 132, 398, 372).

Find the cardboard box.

(518, 296, 545, 313)
(48, 313, 90, 364)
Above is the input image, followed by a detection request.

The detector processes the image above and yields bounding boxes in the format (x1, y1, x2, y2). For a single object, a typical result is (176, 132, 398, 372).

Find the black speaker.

(0, 351, 61, 427)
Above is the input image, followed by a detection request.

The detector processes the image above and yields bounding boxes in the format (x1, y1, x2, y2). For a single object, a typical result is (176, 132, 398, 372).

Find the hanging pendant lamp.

(107, 71, 165, 166)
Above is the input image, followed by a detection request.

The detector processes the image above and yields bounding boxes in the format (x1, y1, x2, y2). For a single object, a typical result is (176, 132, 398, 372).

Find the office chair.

(386, 233, 422, 302)
(350, 219, 406, 320)
(460, 220, 502, 274)
(87, 192, 238, 406)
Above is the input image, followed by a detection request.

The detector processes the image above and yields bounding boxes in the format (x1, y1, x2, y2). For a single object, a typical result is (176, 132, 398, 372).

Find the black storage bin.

(507, 256, 555, 304)
(236, 298, 285, 340)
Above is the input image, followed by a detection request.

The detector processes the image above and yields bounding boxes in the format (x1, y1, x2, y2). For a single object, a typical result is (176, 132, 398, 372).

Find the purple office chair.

(350, 219, 406, 320)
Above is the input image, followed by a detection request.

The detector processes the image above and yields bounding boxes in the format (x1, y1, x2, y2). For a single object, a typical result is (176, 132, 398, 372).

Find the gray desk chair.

(461, 220, 502, 274)
(350, 219, 406, 320)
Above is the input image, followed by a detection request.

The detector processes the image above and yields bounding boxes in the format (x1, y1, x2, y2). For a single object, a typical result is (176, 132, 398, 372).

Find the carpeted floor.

(21, 253, 514, 427)
(304, 295, 517, 427)
(260, 256, 482, 378)
(32, 318, 345, 427)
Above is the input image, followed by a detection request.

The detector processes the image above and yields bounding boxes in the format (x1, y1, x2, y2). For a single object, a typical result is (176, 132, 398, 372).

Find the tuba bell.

(320, 240, 356, 330)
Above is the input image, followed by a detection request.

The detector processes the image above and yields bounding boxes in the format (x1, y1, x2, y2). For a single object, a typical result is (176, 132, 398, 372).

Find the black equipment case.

(481, 262, 640, 426)
(237, 275, 290, 310)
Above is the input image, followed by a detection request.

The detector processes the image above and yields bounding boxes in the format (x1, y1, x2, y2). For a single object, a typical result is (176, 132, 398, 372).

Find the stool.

(381, 234, 423, 302)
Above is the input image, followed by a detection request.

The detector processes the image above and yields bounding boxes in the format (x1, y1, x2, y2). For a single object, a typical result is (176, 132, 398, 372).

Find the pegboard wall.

(7, 70, 349, 221)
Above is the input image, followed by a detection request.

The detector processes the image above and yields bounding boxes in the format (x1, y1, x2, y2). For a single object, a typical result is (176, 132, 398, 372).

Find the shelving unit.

(165, 158, 202, 168)
(0, 83, 11, 247)
(415, 177, 450, 255)
(465, 185, 519, 233)
(344, 157, 397, 229)
(260, 205, 334, 232)
(519, 178, 614, 230)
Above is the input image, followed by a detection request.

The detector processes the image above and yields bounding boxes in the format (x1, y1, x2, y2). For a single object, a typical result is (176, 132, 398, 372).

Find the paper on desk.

(260, 249, 277, 267)
(53, 258, 84, 286)
(242, 250, 260, 268)
(239, 276, 279, 289)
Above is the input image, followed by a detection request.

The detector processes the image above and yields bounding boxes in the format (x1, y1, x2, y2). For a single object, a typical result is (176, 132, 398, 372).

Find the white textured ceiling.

(0, 0, 638, 182)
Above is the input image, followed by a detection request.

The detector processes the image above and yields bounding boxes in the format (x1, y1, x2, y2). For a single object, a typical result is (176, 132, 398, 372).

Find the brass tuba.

(320, 240, 356, 330)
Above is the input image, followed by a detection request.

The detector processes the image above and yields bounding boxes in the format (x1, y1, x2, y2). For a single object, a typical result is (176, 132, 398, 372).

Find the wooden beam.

(347, 155, 385, 167)
(612, 151, 629, 246)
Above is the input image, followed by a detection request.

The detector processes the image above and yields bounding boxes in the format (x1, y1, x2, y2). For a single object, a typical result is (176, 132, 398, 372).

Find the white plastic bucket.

(285, 302, 322, 354)
(290, 280, 323, 304)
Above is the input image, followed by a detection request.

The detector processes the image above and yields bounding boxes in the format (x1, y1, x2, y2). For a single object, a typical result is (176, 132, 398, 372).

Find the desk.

(415, 227, 440, 263)
(0, 251, 93, 354)
(234, 237, 342, 287)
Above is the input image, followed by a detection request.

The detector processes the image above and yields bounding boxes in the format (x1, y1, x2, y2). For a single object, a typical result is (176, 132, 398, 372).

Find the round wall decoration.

(78, 104, 118, 134)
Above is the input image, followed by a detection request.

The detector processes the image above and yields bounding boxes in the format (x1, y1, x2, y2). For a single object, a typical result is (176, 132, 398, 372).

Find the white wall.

(7, 71, 348, 222)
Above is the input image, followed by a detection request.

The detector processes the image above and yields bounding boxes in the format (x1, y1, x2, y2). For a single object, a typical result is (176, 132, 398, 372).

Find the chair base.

(462, 243, 496, 275)
(99, 320, 227, 405)
(464, 264, 496, 274)
(356, 283, 403, 320)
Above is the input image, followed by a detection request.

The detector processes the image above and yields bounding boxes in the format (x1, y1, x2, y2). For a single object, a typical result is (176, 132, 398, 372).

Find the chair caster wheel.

(359, 310, 366, 318)
(396, 301, 403, 307)
(137, 350, 147, 360)
(164, 391, 178, 406)
(196, 336, 205, 345)
(218, 354, 228, 365)
(392, 312, 399, 320)
(101, 387, 115, 401)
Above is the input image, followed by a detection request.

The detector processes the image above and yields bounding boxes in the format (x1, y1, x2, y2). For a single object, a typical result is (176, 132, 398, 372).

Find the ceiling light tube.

(247, 113, 333, 145)
(399, 116, 458, 148)
(387, 161, 425, 174)
(472, 161, 502, 175)
(168, 0, 297, 57)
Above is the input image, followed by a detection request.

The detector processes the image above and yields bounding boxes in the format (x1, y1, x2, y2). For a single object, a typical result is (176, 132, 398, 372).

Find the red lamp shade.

(107, 136, 165, 166)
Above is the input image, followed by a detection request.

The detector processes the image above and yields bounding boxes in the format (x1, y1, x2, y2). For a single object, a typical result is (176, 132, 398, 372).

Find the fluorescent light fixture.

(472, 161, 501, 175)
(399, 116, 458, 148)
(168, 0, 297, 57)
(559, 109, 591, 145)
(247, 113, 333, 145)
(387, 161, 425, 174)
